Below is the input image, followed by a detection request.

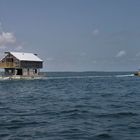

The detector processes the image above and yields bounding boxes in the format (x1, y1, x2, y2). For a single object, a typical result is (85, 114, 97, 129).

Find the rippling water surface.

(0, 72, 140, 140)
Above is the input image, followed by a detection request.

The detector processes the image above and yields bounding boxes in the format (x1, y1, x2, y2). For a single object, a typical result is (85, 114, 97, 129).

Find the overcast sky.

(0, 0, 140, 71)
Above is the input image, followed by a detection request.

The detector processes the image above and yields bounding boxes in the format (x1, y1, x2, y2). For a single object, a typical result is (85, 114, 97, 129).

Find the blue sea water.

(0, 72, 140, 140)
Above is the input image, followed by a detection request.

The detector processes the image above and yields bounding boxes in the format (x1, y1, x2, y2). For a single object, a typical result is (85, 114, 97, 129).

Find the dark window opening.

(35, 69, 37, 74)
(16, 69, 22, 75)
(6, 58, 13, 62)
(27, 69, 29, 75)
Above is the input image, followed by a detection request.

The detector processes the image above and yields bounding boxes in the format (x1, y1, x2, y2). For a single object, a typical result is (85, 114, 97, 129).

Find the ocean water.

(0, 72, 140, 140)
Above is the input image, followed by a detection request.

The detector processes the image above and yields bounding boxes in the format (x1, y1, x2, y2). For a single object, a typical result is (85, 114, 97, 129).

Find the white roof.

(10, 52, 43, 62)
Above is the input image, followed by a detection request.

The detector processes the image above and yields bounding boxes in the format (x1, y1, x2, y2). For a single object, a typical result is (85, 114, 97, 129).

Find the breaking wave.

(42, 74, 134, 80)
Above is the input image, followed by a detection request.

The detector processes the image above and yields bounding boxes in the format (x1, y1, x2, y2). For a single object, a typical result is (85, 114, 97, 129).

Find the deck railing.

(0, 62, 18, 68)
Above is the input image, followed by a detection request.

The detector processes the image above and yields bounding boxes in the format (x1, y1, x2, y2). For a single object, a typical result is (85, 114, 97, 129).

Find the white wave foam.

(42, 75, 114, 80)
(0, 74, 134, 81)
(115, 74, 134, 77)
(43, 74, 134, 80)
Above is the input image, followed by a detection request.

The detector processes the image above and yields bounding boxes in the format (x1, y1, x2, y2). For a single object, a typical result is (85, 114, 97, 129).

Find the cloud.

(47, 57, 54, 61)
(92, 60, 97, 64)
(0, 22, 23, 50)
(80, 52, 87, 56)
(15, 45, 23, 51)
(92, 29, 99, 36)
(136, 52, 140, 57)
(0, 32, 16, 47)
(116, 50, 126, 58)
(0, 22, 2, 32)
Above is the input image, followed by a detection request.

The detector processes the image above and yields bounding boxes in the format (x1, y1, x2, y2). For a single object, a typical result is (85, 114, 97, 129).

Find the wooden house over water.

(0, 52, 43, 79)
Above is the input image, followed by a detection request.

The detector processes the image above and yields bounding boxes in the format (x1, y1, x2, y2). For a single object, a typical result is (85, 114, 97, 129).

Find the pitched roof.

(10, 52, 43, 62)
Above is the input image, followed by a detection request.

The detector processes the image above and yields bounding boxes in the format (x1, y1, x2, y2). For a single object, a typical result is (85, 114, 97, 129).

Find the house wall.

(22, 68, 39, 76)
(20, 61, 43, 68)
(22, 69, 28, 76)
(1, 54, 20, 68)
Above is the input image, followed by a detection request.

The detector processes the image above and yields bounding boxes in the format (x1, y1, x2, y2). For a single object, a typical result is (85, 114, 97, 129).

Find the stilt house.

(0, 52, 43, 78)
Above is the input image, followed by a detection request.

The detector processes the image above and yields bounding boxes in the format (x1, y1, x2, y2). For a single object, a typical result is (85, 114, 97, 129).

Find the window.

(35, 69, 37, 74)
(6, 58, 13, 62)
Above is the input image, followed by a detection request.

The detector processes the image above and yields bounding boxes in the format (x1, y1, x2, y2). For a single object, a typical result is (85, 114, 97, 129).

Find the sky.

(0, 0, 140, 71)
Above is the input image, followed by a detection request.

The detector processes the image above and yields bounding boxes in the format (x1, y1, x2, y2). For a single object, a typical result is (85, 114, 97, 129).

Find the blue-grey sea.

(0, 72, 140, 140)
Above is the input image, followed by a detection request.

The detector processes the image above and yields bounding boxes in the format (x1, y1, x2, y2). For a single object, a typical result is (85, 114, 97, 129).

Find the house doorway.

(16, 69, 23, 75)
(35, 69, 37, 74)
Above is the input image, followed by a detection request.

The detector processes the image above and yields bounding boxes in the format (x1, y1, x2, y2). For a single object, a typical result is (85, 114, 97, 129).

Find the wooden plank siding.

(0, 62, 18, 68)
(0, 53, 20, 68)
(20, 61, 43, 68)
